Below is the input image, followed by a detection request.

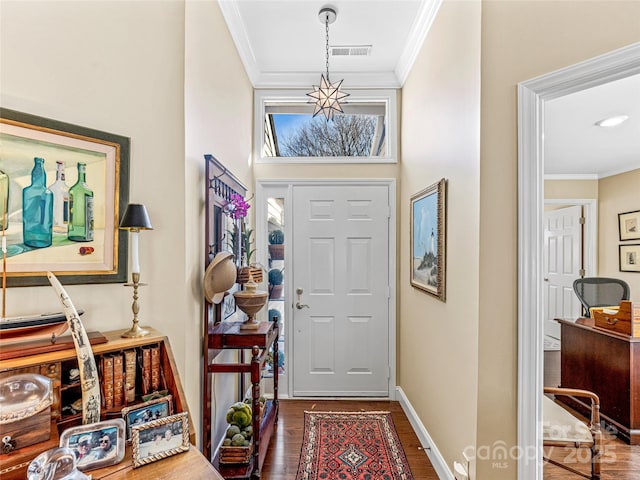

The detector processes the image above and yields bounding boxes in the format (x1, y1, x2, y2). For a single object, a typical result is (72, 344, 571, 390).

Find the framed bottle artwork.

(0, 108, 130, 286)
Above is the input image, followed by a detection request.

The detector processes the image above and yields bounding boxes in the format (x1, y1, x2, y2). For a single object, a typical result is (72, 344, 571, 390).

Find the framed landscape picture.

(0, 108, 130, 286)
(619, 209, 640, 241)
(410, 178, 447, 301)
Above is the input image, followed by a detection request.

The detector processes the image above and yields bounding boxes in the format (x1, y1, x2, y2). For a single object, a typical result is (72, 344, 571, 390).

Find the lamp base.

(121, 323, 150, 338)
(240, 319, 261, 330)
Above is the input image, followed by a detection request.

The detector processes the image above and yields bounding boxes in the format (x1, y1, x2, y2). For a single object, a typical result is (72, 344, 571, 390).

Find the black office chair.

(573, 277, 630, 317)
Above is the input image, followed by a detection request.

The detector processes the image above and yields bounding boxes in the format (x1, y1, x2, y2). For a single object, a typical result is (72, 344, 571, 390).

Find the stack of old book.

(101, 355, 114, 409)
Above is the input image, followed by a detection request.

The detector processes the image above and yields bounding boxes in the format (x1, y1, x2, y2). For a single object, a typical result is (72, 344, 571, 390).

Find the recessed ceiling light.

(595, 115, 629, 127)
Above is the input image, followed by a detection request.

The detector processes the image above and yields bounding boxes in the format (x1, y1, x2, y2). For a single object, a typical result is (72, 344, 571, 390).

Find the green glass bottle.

(0, 169, 8, 231)
(68, 162, 94, 242)
(22, 157, 54, 247)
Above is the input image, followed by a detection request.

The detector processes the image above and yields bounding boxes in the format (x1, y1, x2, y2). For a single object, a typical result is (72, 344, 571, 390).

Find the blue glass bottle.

(22, 157, 54, 248)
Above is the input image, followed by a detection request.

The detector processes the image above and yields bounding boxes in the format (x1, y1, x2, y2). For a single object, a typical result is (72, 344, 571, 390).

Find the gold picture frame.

(131, 412, 189, 468)
(410, 178, 447, 301)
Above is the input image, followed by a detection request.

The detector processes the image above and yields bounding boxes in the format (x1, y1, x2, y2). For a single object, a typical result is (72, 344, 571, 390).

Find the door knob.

(295, 287, 309, 309)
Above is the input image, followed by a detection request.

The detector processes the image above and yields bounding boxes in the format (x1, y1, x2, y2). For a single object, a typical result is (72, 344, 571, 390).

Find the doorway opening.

(518, 43, 640, 479)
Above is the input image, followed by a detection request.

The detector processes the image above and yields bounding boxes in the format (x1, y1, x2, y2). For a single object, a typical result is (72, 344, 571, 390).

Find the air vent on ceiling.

(330, 45, 372, 57)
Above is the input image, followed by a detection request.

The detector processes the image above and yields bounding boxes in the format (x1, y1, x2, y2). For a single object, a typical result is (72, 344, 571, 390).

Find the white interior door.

(543, 205, 583, 339)
(291, 185, 390, 396)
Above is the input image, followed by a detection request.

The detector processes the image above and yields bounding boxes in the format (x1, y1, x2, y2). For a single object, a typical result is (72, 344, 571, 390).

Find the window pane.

(263, 103, 387, 158)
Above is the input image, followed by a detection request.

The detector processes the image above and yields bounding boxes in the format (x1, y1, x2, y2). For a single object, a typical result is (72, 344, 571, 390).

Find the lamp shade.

(119, 203, 153, 230)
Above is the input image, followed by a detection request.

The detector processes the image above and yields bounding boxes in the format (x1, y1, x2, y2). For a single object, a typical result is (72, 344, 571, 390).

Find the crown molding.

(395, 0, 442, 86)
(544, 174, 599, 180)
(254, 70, 401, 89)
(218, 0, 260, 85)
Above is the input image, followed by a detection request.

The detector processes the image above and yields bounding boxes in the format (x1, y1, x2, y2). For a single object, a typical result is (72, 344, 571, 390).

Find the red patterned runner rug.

(296, 411, 414, 480)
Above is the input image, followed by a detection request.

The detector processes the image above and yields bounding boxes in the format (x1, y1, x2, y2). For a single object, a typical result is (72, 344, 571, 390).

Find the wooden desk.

(95, 448, 223, 479)
(0, 329, 220, 478)
(556, 318, 640, 444)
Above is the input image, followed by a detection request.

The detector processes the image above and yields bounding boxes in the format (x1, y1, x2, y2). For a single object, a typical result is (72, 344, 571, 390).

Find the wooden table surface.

(95, 448, 223, 479)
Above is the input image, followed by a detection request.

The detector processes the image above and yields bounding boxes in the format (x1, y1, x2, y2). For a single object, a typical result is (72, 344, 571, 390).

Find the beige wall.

(1, 0, 187, 385)
(545, 179, 599, 200)
(400, 0, 481, 475)
(185, 0, 254, 446)
(598, 169, 640, 297)
(480, 1, 640, 478)
(1, 0, 253, 448)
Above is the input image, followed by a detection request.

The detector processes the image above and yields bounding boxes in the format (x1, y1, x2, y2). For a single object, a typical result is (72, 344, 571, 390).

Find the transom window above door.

(254, 89, 398, 164)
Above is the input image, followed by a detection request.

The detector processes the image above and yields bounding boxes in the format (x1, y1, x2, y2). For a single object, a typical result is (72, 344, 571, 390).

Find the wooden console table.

(205, 321, 279, 479)
(556, 318, 640, 444)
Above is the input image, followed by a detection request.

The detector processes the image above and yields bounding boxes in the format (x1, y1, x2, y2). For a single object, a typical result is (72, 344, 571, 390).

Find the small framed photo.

(59, 418, 125, 471)
(131, 412, 190, 468)
(619, 210, 640, 241)
(410, 178, 447, 301)
(121, 395, 172, 440)
(620, 244, 640, 272)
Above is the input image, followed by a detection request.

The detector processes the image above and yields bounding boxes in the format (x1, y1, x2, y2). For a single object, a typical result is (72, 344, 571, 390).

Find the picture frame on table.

(410, 178, 447, 301)
(619, 210, 640, 241)
(58, 418, 126, 471)
(121, 395, 173, 440)
(620, 244, 640, 273)
(0, 108, 130, 286)
(131, 412, 189, 468)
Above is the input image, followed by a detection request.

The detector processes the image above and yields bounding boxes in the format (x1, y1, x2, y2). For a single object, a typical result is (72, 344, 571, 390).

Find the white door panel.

(543, 205, 583, 340)
(292, 185, 389, 396)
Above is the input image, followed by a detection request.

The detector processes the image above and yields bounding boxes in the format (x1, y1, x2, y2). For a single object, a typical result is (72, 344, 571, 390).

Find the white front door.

(291, 185, 390, 396)
(543, 205, 583, 339)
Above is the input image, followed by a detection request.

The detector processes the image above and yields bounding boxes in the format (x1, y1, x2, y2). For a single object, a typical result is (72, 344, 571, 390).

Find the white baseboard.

(397, 386, 454, 480)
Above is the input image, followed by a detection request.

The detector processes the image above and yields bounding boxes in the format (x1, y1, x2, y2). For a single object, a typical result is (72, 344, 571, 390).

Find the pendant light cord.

(325, 12, 330, 82)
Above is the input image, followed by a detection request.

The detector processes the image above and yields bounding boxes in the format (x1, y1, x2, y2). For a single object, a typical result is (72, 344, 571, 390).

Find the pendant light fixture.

(306, 7, 350, 121)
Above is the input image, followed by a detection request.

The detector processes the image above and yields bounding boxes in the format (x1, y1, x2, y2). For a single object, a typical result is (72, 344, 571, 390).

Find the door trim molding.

(518, 42, 640, 480)
(256, 178, 397, 399)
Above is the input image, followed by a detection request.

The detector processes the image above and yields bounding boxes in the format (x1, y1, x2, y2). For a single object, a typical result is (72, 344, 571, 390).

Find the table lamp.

(119, 203, 153, 338)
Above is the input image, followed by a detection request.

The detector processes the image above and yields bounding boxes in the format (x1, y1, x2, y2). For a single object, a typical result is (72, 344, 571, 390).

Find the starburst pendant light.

(306, 7, 349, 121)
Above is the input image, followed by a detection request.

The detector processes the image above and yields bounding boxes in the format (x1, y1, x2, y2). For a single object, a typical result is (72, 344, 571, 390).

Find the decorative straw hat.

(203, 252, 237, 304)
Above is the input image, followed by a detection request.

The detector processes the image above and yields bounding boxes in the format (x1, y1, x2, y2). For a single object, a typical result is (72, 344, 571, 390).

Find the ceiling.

(219, 0, 439, 88)
(219, 1, 639, 178)
(544, 73, 640, 179)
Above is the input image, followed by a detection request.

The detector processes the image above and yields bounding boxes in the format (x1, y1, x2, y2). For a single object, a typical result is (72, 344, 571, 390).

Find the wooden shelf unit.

(202, 156, 279, 479)
(0, 328, 195, 479)
(207, 321, 279, 479)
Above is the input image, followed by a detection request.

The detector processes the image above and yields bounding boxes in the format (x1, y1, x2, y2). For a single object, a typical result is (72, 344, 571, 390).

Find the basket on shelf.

(219, 438, 253, 464)
(237, 266, 263, 284)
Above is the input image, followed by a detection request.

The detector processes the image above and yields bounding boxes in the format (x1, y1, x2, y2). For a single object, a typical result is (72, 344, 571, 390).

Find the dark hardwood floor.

(261, 399, 439, 479)
(544, 349, 640, 479)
